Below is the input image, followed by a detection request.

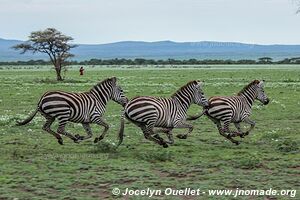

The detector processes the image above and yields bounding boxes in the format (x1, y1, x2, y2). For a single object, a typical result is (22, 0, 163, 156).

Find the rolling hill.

(1, 38, 300, 61)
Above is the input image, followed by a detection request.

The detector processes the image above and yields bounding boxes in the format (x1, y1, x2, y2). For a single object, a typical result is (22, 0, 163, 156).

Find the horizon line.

(1, 37, 300, 46)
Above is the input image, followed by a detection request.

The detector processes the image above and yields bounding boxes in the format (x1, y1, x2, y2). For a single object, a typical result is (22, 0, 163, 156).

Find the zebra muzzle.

(264, 98, 270, 105)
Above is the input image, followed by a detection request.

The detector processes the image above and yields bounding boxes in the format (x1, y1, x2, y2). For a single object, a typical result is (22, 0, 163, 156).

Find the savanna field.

(0, 65, 299, 200)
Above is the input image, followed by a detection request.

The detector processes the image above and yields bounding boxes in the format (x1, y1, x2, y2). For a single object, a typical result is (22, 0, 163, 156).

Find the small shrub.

(276, 139, 299, 153)
(92, 141, 117, 153)
(234, 155, 262, 169)
(138, 150, 173, 162)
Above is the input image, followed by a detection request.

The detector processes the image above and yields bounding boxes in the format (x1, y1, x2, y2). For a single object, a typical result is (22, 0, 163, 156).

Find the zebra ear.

(258, 80, 265, 87)
(196, 80, 204, 88)
(110, 77, 117, 85)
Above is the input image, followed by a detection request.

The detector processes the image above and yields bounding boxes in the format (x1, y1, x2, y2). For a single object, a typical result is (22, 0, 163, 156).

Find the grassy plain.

(0, 65, 299, 200)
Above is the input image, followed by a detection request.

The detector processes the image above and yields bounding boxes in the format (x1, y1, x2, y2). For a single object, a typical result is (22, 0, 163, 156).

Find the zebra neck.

(172, 92, 192, 112)
(239, 87, 256, 107)
(90, 85, 111, 104)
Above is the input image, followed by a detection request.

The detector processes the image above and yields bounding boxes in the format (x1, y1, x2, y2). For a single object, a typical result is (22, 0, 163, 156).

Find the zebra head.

(193, 81, 209, 108)
(256, 80, 269, 105)
(110, 77, 128, 107)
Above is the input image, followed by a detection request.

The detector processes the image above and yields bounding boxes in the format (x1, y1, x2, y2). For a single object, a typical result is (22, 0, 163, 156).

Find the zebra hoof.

(58, 139, 63, 145)
(79, 136, 85, 140)
(94, 136, 104, 143)
(75, 134, 84, 140)
(176, 134, 187, 139)
(73, 138, 80, 143)
(98, 135, 104, 141)
(75, 134, 81, 139)
(166, 140, 174, 145)
(162, 143, 169, 148)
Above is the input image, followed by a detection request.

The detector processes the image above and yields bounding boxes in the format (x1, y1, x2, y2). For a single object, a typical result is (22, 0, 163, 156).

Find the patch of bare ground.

(71, 178, 137, 199)
(153, 167, 208, 180)
(15, 185, 52, 199)
(71, 182, 111, 199)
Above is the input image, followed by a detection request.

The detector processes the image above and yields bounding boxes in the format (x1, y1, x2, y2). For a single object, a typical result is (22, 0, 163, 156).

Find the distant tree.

(289, 57, 300, 64)
(145, 59, 156, 65)
(167, 59, 175, 65)
(237, 59, 257, 64)
(258, 57, 273, 64)
(134, 58, 146, 65)
(89, 58, 101, 65)
(277, 58, 291, 64)
(187, 59, 198, 64)
(12, 28, 77, 81)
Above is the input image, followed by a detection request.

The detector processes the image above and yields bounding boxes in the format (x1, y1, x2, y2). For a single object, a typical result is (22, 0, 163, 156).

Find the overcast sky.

(0, 0, 299, 44)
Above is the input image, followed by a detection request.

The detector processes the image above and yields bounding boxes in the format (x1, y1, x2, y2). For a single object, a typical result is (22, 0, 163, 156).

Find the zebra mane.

(237, 80, 260, 95)
(171, 80, 197, 97)
(91, 77, 116, 91)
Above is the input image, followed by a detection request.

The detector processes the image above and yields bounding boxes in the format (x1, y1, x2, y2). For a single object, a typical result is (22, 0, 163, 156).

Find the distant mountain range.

(1, 38, 300, 61)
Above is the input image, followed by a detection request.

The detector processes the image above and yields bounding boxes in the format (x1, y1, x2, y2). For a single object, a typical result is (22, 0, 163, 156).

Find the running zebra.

(117, 80, 209, 148)
(188, 80, 269, 145)
(17, 77, 128, 145)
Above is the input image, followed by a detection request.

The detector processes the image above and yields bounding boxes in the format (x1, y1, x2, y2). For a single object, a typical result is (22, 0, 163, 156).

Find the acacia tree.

(258, 57, 273, 64)
(13, 28, 77, 81)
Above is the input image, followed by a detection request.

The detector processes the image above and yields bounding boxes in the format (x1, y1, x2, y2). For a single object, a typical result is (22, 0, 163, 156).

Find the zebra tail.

(16, 107, 39, 126)
(117, 109, 125, 147)
(186, 109, 207, 121)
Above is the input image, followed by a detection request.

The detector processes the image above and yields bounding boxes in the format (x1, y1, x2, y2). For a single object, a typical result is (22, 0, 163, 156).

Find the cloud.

(0, 0, 299, 44)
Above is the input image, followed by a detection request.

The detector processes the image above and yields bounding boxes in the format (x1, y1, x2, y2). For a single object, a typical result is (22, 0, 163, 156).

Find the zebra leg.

(162, 128, 174, 144)
(175, 122, 193, 139)
(75, 123, 93, 141)
(243, 118, 256, 136)
(141, 125, 168, 148)
(215, 121, 235, 142)
(234, 122, 245, 138)
(206, 115, 239, 145)
(154, 128, 174, 144)
(57, 122, 80, 143)
(42, 116, 64, 145)
(94, 118, 109, 143)
(234, 122, 242, 132)
(152, 129, 166, 143)
(222, 121, 240, 145)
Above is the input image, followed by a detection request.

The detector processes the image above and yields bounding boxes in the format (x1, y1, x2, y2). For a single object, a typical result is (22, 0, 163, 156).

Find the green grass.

(0, 65, 299, 200)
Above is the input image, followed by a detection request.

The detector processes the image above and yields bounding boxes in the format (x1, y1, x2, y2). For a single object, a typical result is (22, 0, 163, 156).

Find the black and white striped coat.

(17, 77, 128, 145)
(190, 80, 269, 145)
(118, 80, 208, 148)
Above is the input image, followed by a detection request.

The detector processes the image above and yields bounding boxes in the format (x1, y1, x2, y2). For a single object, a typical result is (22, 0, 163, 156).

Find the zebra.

(16, 77, 128, 145)
(187, 80, 269, 145)
(117, 80, 209, 148)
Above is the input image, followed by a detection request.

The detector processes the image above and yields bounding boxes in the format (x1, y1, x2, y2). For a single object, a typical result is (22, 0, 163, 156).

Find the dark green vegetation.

(1, 56, 300, 66)
(0, 66, 299, 199)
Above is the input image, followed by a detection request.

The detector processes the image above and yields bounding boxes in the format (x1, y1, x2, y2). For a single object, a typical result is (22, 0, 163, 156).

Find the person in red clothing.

(79, 66, 84, 75)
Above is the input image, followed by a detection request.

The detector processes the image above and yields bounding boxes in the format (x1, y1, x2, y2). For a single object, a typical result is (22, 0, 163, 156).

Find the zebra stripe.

(17, 77, 128, 145)
(119, 80, 208, 148)
(206, 80, 269, 145)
